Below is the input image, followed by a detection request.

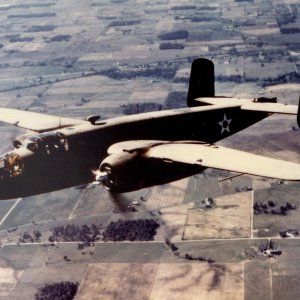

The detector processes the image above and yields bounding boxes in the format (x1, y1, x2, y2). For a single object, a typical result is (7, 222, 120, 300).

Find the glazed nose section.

(0, 152, 25, 200)
(0, 159, 8, 180)
(0, 153, 24, 180)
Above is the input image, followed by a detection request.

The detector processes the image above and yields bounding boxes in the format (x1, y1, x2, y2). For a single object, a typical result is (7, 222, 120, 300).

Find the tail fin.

(187, 58, 215, 107)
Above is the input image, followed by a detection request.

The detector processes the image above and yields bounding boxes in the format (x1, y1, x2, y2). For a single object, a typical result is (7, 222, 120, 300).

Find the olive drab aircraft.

(0, 58, 300, 200)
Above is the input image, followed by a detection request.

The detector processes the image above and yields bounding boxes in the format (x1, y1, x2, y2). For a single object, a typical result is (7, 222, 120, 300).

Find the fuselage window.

(24, 132, 69, 155)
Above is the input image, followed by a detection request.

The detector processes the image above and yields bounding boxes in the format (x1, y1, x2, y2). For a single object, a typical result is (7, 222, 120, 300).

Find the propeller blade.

(107, 192, 133, 213)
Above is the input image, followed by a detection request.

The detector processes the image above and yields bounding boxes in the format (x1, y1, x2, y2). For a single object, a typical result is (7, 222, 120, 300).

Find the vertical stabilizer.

(297, 97, 300, 128)
(187, 58, 215, 107)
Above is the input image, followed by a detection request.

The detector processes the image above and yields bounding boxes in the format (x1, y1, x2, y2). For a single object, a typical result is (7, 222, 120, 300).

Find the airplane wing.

(240, 102, 298, 115)
(0, 107, 87, 132)
(197, 97, 298, 115)
(134, 141, 300, 181)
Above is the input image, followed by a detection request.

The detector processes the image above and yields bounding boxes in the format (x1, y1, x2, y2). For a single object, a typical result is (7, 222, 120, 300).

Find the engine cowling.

(97, 152, 145, 192)
(96, 151, 201, 193)
(13, 133, 33, 149)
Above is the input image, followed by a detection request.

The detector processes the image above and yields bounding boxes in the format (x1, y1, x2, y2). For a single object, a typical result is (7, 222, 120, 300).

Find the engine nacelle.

(97, 151, 202, 193)
(13, 133, 33, 149)
(97, 152, 145, 192)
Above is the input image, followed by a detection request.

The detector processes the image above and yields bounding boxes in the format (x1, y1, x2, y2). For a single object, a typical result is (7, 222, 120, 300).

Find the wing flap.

(0, 108, 87, 132)
(144, 142, 300, 181)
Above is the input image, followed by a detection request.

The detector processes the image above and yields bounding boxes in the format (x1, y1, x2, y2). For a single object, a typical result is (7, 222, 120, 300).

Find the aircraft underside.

(0, 58, 299, 200)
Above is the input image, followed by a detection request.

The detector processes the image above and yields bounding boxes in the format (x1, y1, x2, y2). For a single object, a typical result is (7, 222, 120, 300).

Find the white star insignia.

(218, 113, 232, 134)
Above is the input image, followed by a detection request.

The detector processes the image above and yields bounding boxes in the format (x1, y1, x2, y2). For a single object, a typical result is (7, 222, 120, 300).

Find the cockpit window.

(24, 132, 69, 155)
(0, 152, 24, 179)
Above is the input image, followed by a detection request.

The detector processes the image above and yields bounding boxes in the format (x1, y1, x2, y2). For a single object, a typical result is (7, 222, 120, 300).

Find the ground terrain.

(0, 0, 299, 299)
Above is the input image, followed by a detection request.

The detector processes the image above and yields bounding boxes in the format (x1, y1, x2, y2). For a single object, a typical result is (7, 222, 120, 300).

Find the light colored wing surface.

(196, 97, 298, 115)
(0, 108, 87, 132)
(144, 142, 300, 181)
(196, 97, 250, 106)
(241, 102, 298, 114)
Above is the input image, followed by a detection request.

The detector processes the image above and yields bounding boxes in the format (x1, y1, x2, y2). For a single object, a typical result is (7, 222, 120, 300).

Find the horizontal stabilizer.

(0, 108, 87, 132)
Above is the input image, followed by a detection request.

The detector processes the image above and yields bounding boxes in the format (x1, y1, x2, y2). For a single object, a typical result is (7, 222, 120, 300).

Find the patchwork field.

(0, 0, 299, 299)
(183, 192, 252, 240)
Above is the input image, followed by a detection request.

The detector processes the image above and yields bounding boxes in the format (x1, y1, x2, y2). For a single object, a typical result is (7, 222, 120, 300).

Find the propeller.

(107, 192, 134, 213)
(91, 167, 114, 190)
(90, 169, 134, 213)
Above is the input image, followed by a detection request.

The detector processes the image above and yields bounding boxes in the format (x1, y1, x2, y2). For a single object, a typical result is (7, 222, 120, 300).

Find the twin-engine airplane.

(0, 58, 299, 200)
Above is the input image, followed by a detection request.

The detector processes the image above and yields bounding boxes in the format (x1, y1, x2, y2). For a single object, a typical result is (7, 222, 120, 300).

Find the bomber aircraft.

(0, 58, 299, 200)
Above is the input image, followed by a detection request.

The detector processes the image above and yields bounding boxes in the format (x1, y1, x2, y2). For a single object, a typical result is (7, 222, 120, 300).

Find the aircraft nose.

(0, 177, 12, 200)
(0, 152, 25, 180)
(0, 169, 25, 200)
(0, 152, 26, 200)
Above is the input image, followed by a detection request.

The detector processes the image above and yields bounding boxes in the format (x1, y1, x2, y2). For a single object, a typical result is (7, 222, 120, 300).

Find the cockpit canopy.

(0, 152, 24, 180)
(23, 132, 69, 155)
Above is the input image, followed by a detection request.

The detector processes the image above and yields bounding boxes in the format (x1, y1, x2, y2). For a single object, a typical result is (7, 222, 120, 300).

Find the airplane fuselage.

(0, 105, 269, 200)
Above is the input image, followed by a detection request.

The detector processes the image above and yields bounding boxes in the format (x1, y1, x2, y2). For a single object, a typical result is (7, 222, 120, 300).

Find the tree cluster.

(261, 72, 300, 87)
(198, 6, 217, 11)
(103, 219, 159, 241)
(159, 43, 184, 50)
(35, 281, 78, 300)
(183, 253, 215, 263)
(8, 13, 56, 19)
(235, 0, 254, 2)
(216, 74, 250, 84)
(19, 230, 42, 243)
(48, 224, 102, 245)
(5, 3, 53, 9)
(5, 34, 34, 43)
(158, 30, 189, 40)
(165, 239, 215, 263)
(275, 4, 297, 26)
(280, 27, 300, 34)
(122, 103, 162, 115)
(99, 64, 178, 80)
(109, 20, 140, 27)
(254, 201, 296, 216)
(44, 35, 71, 43)
(27, 25, 56, 33)
(170, 5, 196, 10)
(190, 16, 214, 22)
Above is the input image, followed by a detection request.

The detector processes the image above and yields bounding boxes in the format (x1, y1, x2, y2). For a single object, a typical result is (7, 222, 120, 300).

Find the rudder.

(187, 58, 215, 107)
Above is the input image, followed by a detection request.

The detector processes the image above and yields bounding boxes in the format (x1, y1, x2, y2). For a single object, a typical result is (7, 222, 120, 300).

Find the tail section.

(187, 58, 215, 107)
(298, 97, 300, 128)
